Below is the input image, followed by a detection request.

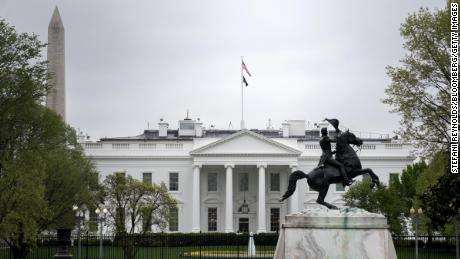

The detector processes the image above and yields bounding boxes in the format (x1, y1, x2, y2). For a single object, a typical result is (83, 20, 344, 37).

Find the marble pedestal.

(274, 207, 397, 259)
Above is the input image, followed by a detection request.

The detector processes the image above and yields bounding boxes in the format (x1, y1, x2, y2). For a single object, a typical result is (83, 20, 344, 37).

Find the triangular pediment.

(190, 130, 301, 156)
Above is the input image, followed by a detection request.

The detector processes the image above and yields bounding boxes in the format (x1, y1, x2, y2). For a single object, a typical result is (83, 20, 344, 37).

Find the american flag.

(242, 60, 252, 77)
(242, 76, 249, 87)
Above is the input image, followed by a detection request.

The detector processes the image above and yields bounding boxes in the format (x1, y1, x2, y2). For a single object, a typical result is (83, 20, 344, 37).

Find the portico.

(189, 130, 301, 233)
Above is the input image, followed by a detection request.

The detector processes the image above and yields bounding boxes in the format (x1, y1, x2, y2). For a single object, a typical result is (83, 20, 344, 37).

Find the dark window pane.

(208, 173, 218, 192)
(336, 184, 345, 192)
(208, 207, 217, 231)
(180, 122, 195, 130)
(169, 172, 179, 191)
(363, 174, 371, 182)
(169, 207, 178, 232)
(115, 172, 126, 177)
(270, 173, 280, 191)
(143, 172, 152, 185)
(239, 173, 248, 192)
(270, 208, 280, 232)
(389, 173, 399, 185)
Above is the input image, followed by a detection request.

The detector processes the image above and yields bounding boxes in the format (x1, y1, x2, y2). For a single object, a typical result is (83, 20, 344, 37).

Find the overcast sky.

(0, 0, 446, 140)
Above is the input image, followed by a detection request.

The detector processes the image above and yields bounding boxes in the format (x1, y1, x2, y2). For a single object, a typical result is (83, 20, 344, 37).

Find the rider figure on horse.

(318, 118, 353, 186)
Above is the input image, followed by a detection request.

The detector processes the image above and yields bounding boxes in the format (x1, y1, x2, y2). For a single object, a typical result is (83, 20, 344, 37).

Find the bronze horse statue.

(280, 130, 380, 210)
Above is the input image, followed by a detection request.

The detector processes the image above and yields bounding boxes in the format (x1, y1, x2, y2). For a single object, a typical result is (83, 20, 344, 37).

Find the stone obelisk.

(46, 6, 66, 121)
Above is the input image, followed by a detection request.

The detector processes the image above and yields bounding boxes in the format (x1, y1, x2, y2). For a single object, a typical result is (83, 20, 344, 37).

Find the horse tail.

(279, 170, 308, 202)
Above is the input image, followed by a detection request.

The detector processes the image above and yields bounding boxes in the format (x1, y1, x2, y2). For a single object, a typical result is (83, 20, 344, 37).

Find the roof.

(190, 129, 302, 156)
(98, 129, 394, 142)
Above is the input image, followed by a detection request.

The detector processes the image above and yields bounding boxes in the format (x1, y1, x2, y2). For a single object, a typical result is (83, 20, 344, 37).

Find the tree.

(382, 1, 460, 236)
(417, 152, 459, 233)
(102, 173, 176, 259)
(382, 3, 450, 157)
(391, 161, 427, 216)
(343, 179, 405, 234)
(0, 19, 99, 258)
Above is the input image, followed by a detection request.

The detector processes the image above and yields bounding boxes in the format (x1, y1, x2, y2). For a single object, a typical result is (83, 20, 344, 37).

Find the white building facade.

(83, 118, 414, 233)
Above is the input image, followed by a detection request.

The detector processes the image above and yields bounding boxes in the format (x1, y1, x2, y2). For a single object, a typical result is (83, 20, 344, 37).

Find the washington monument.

(46, 7, 66, 121)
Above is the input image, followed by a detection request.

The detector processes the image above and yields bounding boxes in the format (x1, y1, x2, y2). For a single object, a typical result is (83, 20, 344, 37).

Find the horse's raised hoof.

(329, 205, 339, 210)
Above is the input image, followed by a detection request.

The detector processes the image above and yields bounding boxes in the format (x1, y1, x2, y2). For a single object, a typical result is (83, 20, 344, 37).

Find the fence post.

(47, 233, 51, 259)
(85, 231, 88, 259)
(237, 242, 240, 259)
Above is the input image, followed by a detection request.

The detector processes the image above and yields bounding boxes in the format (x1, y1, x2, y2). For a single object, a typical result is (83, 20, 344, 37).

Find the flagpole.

(240, 56, 245, 129)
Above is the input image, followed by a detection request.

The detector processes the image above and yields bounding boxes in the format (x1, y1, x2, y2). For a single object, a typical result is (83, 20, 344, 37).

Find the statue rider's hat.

(324, 118, 339, 130)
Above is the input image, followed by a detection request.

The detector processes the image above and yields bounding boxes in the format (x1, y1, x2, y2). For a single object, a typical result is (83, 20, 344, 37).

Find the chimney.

(195, 118, 203, 137)
(158, 119, 168, 137)
(282, 122, 289, 138)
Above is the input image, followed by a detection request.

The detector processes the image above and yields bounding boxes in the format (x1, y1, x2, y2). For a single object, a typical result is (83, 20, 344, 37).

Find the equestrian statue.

(279, 118, 380, 210)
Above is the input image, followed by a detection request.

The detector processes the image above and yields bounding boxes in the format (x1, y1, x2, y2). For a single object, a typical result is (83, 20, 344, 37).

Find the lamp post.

(72, 205, 85, 259)
(410, 207, 423, 259)
(95, 208, 108, 259)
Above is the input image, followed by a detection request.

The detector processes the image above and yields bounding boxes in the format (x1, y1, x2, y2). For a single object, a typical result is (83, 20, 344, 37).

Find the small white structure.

(248, 232, 256, 256)
(82, 118, 414, 233)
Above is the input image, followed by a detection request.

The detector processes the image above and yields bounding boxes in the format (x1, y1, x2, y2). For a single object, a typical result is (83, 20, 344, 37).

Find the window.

(238, 218, 249, 233)
(270, 208, 280, 232)
(179, 122, 195, 130)
(115, 208, 125, 228)
(169, 172, 179, 191)
(169, 207, 179, 232)
(239, 173, 249, 192)
(141, 209, 152, 233)
(208, 173, 218, 192)
(363, 174, 371, 182)
(143, 172, 152, 185)
(115, 171, 126, 177)
(208, 207, 217, 231)
(89, 209, 98, 232)
(93, 172, 99, 184)
(389, 173, 399, 185)
(336, 184, 345, 192)
(270, 173, 280, 191)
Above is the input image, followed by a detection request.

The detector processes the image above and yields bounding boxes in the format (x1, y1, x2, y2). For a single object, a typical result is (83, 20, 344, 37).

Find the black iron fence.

(393, 235, 457, 259)
(0, 233, 457, 259)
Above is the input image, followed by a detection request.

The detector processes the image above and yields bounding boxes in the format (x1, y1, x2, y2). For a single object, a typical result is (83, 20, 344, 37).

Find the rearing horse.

(280, 130, 380, 210)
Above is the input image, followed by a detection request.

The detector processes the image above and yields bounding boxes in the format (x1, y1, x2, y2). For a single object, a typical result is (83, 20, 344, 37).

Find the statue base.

(274, 207, 397, 259)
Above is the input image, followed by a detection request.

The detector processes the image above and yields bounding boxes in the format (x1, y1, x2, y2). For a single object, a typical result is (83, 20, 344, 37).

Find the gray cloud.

(0, 0, 445, 139)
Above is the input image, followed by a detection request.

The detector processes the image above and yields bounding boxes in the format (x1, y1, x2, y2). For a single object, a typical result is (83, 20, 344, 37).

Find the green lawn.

(0, 245, 456, 259)
(395, 246, 456, 259)
(0, 245, 275, 259)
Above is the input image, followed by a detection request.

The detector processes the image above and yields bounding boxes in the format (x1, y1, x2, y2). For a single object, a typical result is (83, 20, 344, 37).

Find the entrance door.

(238, 217, 249, 233)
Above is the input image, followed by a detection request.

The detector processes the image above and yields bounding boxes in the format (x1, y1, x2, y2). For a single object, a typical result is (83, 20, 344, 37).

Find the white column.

(224, 164, 234, 233)
(257, 164, 267, 233)
(192, 164, 201, 233)
(289, 164, 299, 214)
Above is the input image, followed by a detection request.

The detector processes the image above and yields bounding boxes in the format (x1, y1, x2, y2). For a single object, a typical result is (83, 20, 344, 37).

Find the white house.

(82, 117, 414, 233)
